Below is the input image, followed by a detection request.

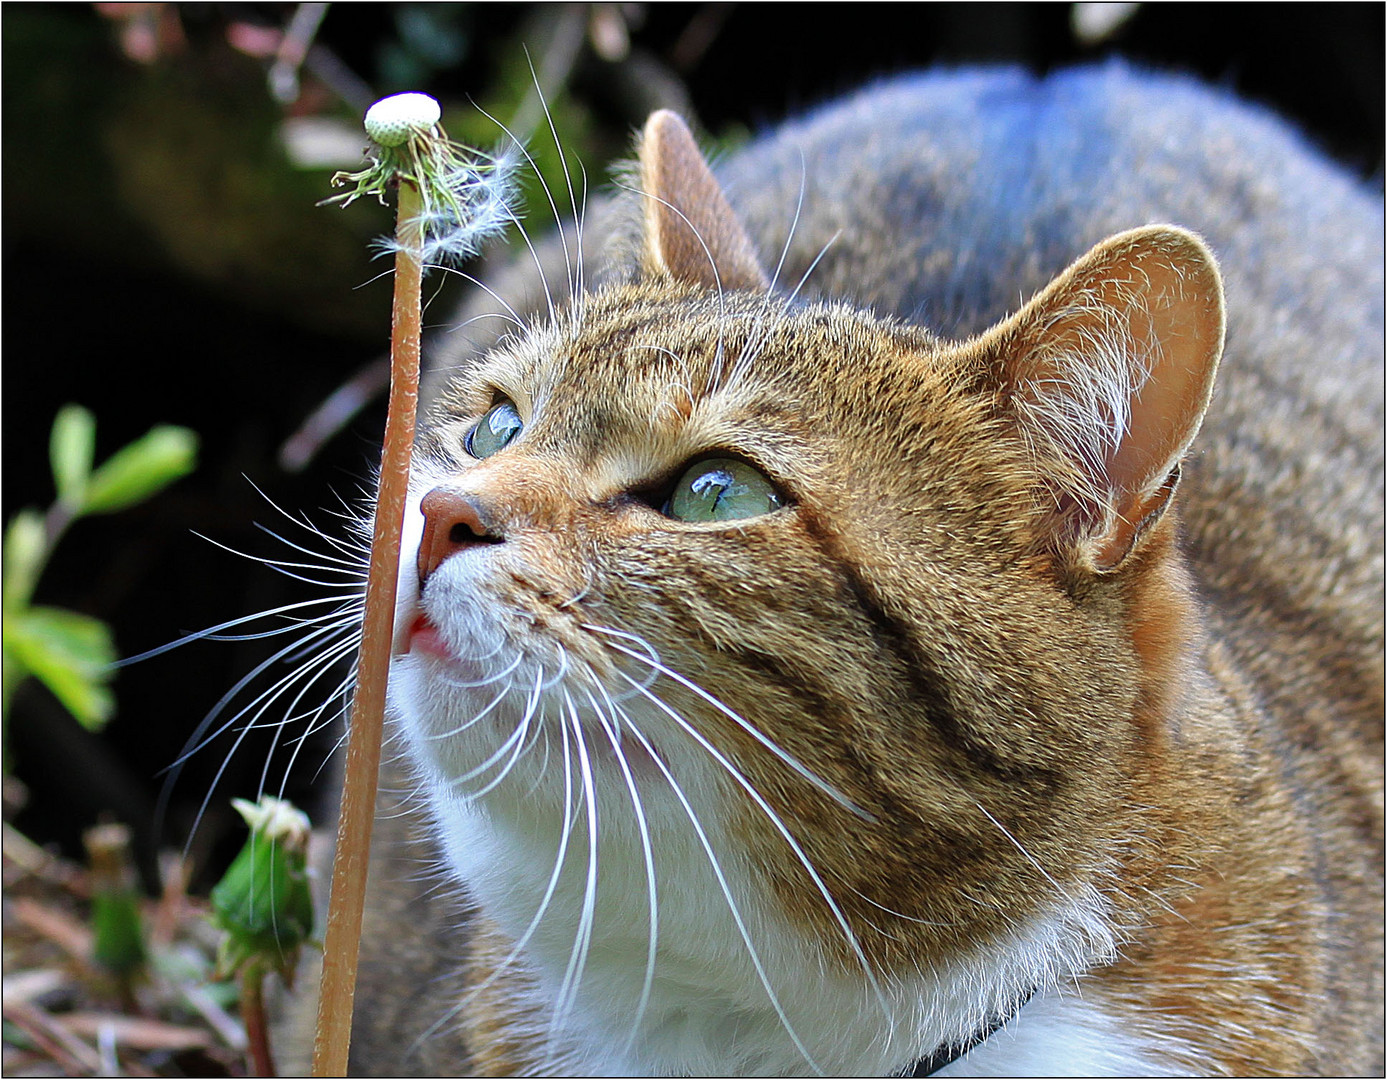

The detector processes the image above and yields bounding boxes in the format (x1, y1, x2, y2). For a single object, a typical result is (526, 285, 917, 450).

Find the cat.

(285, 63, 1383, 1076)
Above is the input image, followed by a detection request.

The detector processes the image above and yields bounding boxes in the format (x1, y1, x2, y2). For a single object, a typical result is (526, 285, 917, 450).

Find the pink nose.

(417, 488, 500, 582)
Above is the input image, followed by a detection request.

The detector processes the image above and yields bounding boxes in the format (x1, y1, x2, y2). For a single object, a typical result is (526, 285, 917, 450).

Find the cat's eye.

(466, 401, 523, 459)
(666, 458, 784, 522)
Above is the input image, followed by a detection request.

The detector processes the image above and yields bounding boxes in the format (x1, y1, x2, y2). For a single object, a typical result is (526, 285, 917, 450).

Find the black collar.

(896, 990, 1033, 1077)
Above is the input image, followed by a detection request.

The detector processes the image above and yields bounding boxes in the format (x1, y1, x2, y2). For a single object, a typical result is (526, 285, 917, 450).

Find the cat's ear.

(635, 110, 769, 291)
(980, 226, 1225, 572)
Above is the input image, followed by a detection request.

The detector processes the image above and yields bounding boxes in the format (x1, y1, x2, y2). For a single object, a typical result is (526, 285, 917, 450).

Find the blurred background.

(3, 1, 1382, 894)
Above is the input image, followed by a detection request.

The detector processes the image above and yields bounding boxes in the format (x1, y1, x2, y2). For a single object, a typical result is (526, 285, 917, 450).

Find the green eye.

(466, 401, 523, 458)
(666, 458, 784, 522)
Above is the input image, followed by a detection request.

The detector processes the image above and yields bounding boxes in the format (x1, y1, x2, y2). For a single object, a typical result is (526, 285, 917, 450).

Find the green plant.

(2, 404, 197, 734)
(210, 794, 315, 1078)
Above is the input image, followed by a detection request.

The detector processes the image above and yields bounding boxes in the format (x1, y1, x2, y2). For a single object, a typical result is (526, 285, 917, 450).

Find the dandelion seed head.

(372, 143, 523, 266)
(326, 95, 525, 269)
(364, 92, 442, 148)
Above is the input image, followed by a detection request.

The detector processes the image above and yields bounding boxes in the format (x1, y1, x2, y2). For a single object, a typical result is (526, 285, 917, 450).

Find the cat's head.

(388, 110, 1224, 1018)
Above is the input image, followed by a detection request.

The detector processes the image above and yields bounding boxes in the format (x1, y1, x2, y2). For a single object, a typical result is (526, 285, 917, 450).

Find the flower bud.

(210, 795, 314, 983)
(85, 822, 146, 981)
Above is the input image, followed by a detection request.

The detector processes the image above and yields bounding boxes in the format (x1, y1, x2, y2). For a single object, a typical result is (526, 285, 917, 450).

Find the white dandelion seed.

(324, 92, 522, 268)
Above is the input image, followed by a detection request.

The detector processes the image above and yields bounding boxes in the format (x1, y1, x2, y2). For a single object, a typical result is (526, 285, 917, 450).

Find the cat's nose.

(417, 487, 502, 582)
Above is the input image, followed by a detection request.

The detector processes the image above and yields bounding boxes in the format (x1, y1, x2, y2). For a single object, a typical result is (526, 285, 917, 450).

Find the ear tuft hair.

(977, 226, 1225, 571)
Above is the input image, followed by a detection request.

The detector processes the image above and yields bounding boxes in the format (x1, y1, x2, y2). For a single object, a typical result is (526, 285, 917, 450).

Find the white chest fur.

(392, 651, 1167, 1075)
(933, 992, 1188, 1077)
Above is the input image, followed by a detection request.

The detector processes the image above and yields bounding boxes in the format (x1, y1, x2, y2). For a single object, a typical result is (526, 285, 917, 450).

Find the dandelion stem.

(311, 177, 424, 1077)
(241, 958, 278, 1077)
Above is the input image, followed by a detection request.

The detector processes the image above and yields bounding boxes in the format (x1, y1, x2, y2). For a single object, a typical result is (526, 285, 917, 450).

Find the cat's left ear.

(635, 110, 769, 291)
(979, 225, 1225, 572)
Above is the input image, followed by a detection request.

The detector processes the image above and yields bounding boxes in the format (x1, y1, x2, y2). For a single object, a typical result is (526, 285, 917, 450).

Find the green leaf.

(2, 606, 116, 729)
(3, 511, 47, 615)
(50, 404, 95, 507)
(84, 425, 198, 515)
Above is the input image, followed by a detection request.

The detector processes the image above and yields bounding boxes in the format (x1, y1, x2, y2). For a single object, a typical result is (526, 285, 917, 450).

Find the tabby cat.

(290, 64, 1384, 1076)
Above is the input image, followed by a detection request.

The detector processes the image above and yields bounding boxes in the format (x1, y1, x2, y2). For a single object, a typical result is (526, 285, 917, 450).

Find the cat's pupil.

(467, 401, 523, 458)
(667, 458, 784, 522)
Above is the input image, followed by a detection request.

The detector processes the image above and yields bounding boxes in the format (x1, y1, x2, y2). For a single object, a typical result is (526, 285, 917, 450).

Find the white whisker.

(550, 690, 601, 1061)
(612, 180, 730, 386)
(249, 520, 371, 570)
(472, 103, 572, 325)
(434, 268, 531, 337)
(538, 646, 571, 692)
(453, 667, 544, 794)
(409, 697, 582, 1062)
(785, 230, 842, 309)
(585, 686, 659, 1056)
(244, 477, 374, 561)
(423, 677, 513, 740)
(175, 621, 359, 847)
(165, 616, 359, 771)
(765, 153, 807, 298)
(200, 607, 359, 645)
(427, 649, 523, 690)
(975, 800, 1063, 893)
(587, 627, 873, 821)
(530, 58, 586, 308)
(618, 704, 824, 1075)
(610, 667, 891, 1027)
(120, 595, 359, 665)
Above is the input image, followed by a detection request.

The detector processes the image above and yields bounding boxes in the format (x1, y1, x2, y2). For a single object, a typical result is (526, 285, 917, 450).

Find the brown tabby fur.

(282, 65, 1383, 1076)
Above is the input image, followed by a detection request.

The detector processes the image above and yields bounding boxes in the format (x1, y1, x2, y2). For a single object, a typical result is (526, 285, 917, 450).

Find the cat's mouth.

(404, 611, 454, 661)
(399, 610, 499, 685)
(402, 610, 666, 779)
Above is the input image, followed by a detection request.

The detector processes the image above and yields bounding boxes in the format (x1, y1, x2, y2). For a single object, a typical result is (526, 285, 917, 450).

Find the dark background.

(4, 3, 1382, 890)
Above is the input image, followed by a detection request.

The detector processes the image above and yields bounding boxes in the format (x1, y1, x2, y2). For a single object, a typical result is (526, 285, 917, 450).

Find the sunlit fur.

(379, 206, 1233, 1072)
(257, 68, 1380, 1077)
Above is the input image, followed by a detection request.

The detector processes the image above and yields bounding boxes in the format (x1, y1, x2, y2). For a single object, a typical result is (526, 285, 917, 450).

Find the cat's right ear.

(634, 110, 769, 292)
(975, 226, 1225, 572)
